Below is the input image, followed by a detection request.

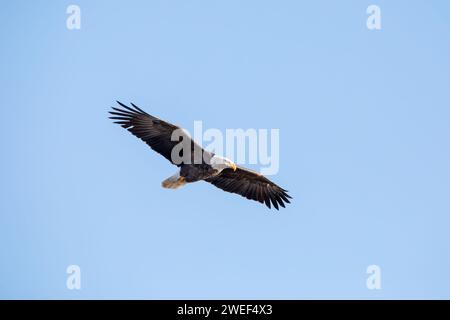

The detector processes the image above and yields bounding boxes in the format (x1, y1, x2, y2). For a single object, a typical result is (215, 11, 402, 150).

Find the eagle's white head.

(210, 155, 237, 172)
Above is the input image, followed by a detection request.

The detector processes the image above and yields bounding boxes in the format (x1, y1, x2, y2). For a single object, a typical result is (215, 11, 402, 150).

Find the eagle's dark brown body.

(180, 164, 219, 183)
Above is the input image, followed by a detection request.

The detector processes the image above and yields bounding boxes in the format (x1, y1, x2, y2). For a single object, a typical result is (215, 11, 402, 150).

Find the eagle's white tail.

(161, 171, 186, 189)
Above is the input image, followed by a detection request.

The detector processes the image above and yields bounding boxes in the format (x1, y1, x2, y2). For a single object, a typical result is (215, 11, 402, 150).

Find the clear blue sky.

(1, 1, 449, 299)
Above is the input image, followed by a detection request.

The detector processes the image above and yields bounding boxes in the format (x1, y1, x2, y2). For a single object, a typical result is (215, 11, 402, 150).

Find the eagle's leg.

(161, 171, 187, 189)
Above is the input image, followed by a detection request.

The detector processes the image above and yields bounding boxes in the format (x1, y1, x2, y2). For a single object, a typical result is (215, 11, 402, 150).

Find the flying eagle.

(109, 102, 291, 209)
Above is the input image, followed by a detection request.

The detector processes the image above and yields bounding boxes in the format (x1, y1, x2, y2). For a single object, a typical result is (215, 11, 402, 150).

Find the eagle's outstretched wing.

(205, 167, 291, 210)
(109, 101, 211, 165)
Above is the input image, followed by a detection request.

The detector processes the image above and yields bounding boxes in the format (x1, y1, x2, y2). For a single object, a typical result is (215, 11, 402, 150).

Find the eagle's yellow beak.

(231, 163, 237, 171)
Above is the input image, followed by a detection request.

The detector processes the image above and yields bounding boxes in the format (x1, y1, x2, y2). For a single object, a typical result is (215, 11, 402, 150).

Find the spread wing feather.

(205, 167, 291, 210)
(109, 101, 211, 165)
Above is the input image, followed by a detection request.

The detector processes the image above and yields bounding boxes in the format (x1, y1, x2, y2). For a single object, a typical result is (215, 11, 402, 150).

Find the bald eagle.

(109, 102, 291, 209)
